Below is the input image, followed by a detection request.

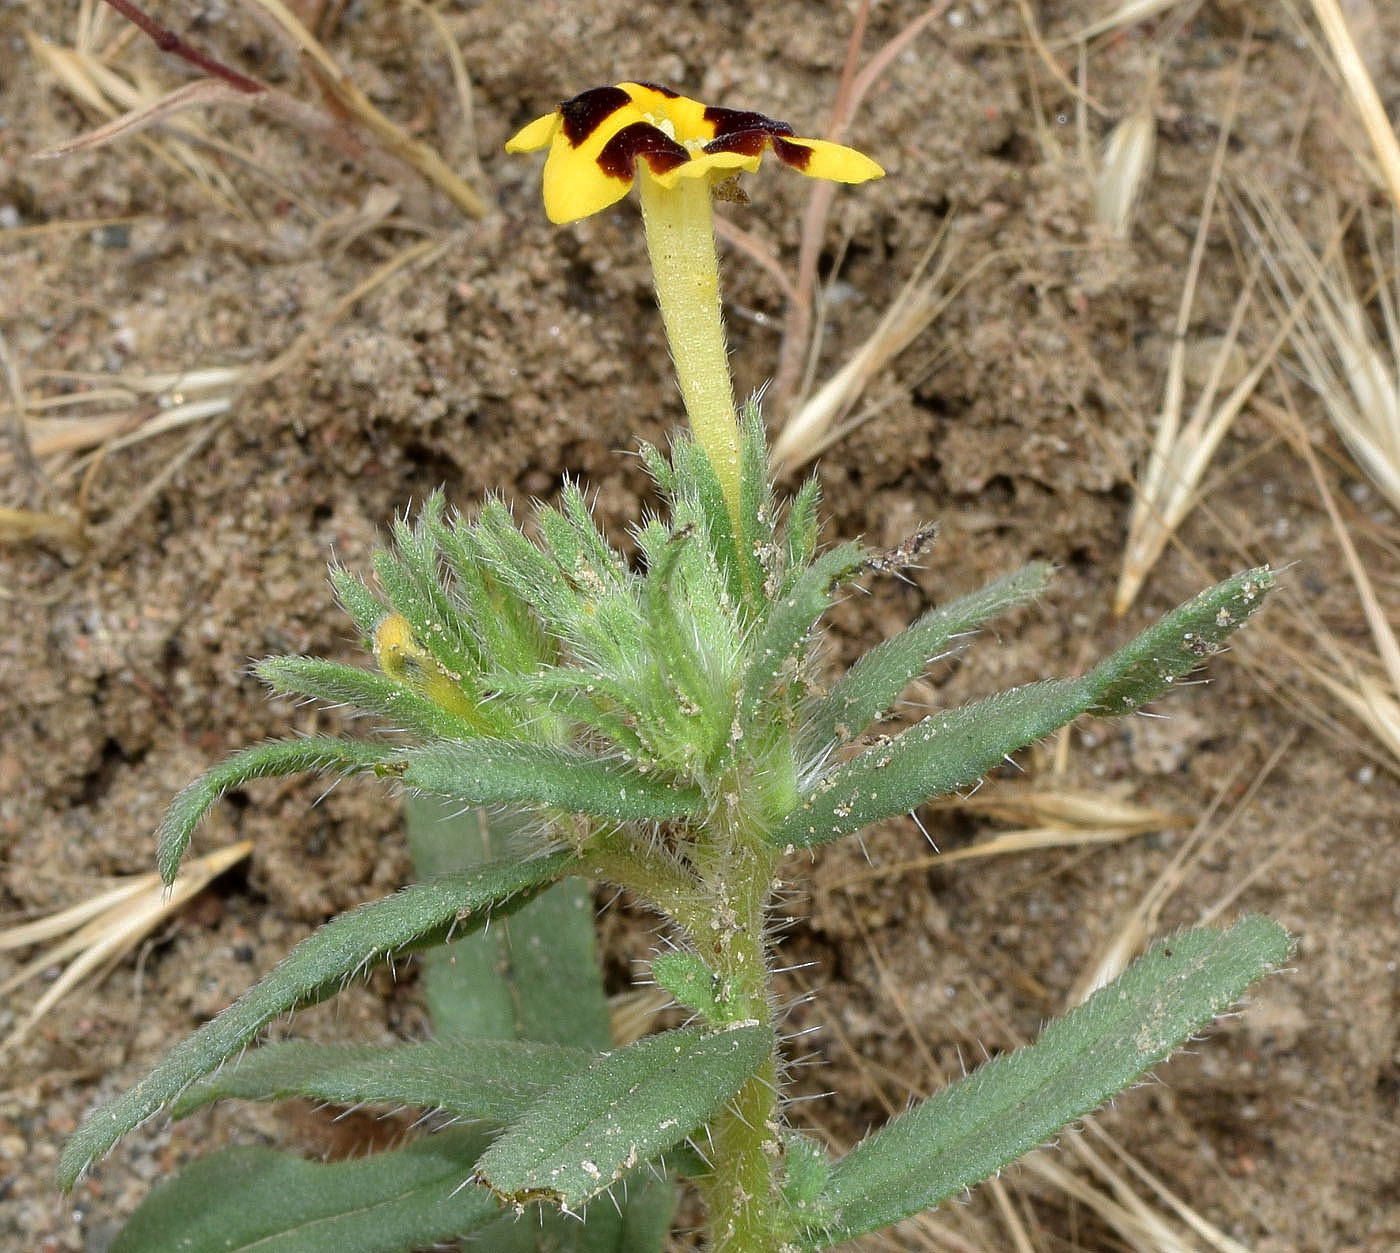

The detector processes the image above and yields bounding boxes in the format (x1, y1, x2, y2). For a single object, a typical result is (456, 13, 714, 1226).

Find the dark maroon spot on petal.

(560, 85, 632, 147)
(597, 122, 689, 180)
(772, 136, 812, 171)
(703, 105, 795, 139)
(631, 81, 680, 97)
(704, 129, 770, 158)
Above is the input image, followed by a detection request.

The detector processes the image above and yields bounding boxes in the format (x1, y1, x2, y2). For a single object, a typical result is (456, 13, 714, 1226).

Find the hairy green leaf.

(651, 951, 724, 1020)
(408, 798, 612, 1049)
(329, 566, 385, 641)
(781, 476, 822, 588)
(157, 737, 401, 883)
(800, 917, 1293, 1247)
(403, 740, 705, 821)
(472, 1175, 676, 1253)
(172, 1038, 593, 1122)
(772, 567, 1274, 849)
(112, 1129, 499, 1253)
(738, 542, 866, 729)
(256, 656, 481, 740)
(478, 1023, 773, 1209)
(1084, 566, 1275, 713)
(803, 562, 1053, 752)
(58, 851, 577, 1189)
(406, 795, 522, 1039)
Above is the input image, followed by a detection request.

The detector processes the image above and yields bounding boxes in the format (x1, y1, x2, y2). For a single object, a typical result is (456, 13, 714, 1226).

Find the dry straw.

(0, 841, 252, 1058)
(1092, 67, 1158, 241)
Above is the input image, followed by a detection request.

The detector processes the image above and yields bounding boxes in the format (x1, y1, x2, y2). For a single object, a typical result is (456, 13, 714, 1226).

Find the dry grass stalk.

(0, 841, 253, 1058)
(826, 786, 1186, 891)
(0, 366, 241, 473)
(239, 0, 487, 218)
(33, 0, 486, 221)
(769, 0, 948, 418)
(2, 236, 447, 487)
(1113, 49, 1278, 614)
(35, 76, 257, 160)
(0, 507, 84, 545)
(771, 228, 956, 470)
(1093, 71, 1158, 240)
(1306, 0, 1400, 214)
(606, 986, 672, 1049)
(1250, 390, 1400, 774)
(26, 35, 251, 219)
(1240, 184, 1400, 513)
(1067, 735, 1292, 1006)
(1065, 0, 1186, 44)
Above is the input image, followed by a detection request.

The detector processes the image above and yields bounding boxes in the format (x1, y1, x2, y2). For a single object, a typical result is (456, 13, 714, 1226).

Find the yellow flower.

(507, 81, 883, 224)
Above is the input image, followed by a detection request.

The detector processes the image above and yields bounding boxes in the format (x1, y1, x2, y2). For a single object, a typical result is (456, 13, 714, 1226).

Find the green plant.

(60, 83, 1291, 1252)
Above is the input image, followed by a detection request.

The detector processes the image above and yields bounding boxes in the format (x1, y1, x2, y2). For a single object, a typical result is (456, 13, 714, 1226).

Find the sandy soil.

(3, 1, 1399, 1248)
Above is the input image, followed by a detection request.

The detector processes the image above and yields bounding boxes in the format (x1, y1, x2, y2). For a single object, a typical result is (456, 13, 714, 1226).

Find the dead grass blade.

(2, 234, 446, 488)
(1306, 0, 1400, 214)
(771, 225, 956, 470)
(606, 986, 671, 1049)
(1108, 46, 1304, 618)
(0, 366, 241, 471)
(1239, 183, 1400, 515)
(1092, 67, 1158, 240)
(769, 1, 948, 418)
(1114, 47, 1270, 614)
(1065, 0, 1186, 44)
(33, 76, 254, 160)
(238, 0, 486, 218)
(825, 786, 1186, 891)
(0, 507, 84, 546)
(1249, 389, 1400, 773)
(1067, 735, 1293, 1005)
(27, 35, 253, 220)
(0, 841, 252, 1058)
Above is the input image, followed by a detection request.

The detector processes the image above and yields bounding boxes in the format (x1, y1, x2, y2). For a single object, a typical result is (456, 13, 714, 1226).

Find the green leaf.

(157, 737, 401, 883)
(408, 797, 612, 1049)
(406, 795, 519, 1039)
(739, 403, 777, 568)
(651, 951, 724, 1020)
(171, 1038, 593, 1122)
(329, 566, 385, 641)
(507, 873, 613, 1050)
(58, 850, 576, 1190)
(472, 1175, 675, 1253)
(372, 544, 482, 687)
(799, 917, 1294, 1248)
(256, 656, 482, 739)
(1083, 566, 1275, 714)
(478, 1023, 773, 1209)
(112, 1129, 499, 1253)
(673, 435, 748, 612)
(738, 542, 866, 728)
(771, 567, 1274, 849)
(781, 476, 822, 586)
(802, 562, 1053, 752)
(403, 740, 704, 822)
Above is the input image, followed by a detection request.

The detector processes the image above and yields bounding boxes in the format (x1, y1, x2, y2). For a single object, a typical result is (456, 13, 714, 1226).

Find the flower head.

(507, 82, 883, 224)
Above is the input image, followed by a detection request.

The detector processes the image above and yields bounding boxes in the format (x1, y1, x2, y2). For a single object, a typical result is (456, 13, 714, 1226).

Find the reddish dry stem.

(100, 0, 265, 95)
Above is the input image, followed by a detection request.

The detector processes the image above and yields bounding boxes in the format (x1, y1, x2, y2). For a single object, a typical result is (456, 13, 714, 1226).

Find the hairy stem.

(692, 799, 784, 1252)
(637, 174, 743, 536)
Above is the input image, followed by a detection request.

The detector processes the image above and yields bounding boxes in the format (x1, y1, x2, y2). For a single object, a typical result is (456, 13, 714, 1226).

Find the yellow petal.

(618, 83, 714, 143)
(542, 127, 634, 223)
(505, 111, 559, 153)
(649, 149, 760, 189)
(779, 138, 884, 184)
